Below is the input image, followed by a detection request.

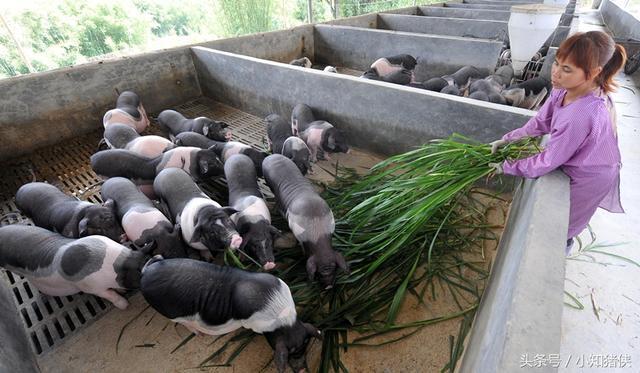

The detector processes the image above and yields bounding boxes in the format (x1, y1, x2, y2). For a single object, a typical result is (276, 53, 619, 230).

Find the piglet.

(104, 123, 175, 158)
(441, 65, 482, 89)
(90, 147, 223, 183)
(290, 105, 349, 162)
(157, 110, 231, 141)
(153, 168, 241, 256)
(502, 76, 550, 110)
(289, 57, 312, 68)
(101, 177, 188, 259)
(103, 91, 150, 133)
(0, 225, 150, 309)
(370, 54, 417, 85)
(175, 133, 268, 177)
(225, 154, 279, 270)
(265, 113, 311, 175)
(140, 256, 320, 373)
(15, 182, 123, 242)
(262, 154, 348, 288)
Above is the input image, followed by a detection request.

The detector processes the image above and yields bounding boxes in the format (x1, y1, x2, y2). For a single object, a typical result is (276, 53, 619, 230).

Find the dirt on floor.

(37, 148, 509, 373)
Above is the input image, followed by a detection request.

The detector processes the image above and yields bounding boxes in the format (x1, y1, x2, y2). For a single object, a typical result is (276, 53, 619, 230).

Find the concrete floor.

(559, 8, 640, 372)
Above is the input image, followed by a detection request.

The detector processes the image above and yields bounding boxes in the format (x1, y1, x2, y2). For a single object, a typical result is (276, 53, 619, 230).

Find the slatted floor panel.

(0, 97, 272, 356)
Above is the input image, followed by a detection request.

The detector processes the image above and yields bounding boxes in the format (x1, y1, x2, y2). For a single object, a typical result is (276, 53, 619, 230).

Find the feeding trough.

(508, 4, 564, 75)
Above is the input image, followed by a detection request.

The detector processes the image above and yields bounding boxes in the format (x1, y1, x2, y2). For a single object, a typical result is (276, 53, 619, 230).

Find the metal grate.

(0, 97, 273, 356)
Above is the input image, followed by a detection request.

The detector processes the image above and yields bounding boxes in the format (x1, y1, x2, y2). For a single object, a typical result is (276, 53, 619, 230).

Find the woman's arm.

(501, 89, 560, 142)
(502, 105, 593, 178)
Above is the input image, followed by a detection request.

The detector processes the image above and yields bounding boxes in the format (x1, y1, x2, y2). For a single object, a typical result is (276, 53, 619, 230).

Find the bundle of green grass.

(211, 134, 538, 372)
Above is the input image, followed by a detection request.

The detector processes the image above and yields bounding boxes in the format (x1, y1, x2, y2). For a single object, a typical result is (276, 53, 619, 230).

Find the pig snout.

(230, 234, 243, 250)
(263, 261, 276, 271)
(224, 131, 233, 141)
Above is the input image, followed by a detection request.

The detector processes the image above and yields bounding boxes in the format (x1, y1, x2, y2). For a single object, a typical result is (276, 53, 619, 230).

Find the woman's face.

(551, 58, 601, 91)
(551, 58, 587, 90)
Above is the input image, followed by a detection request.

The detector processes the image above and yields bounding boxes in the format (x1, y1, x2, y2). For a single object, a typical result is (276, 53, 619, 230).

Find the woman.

(489, 31, 627, 253)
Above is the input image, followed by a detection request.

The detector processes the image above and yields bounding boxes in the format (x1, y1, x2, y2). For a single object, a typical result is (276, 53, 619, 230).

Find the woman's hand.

(489, 162, 504, 174)
(489, 139, 509, 154)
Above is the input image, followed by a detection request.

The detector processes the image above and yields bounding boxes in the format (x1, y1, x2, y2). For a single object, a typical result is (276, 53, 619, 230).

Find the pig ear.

(306, 255, 317, 281)
(327, 134, 336, 150)
(303, 322, 322, 340)
(198, 156, 210, 175)
(221, 207, 239, 216)
(103, 198, 116, 211)
(269, 225, 282, 238)
(78, 218, 89, 237)
(335, 252, 349, 274)
(219, 121, 229, 128)
(191, 224, 204, 243)
(274, 339, 288, 373)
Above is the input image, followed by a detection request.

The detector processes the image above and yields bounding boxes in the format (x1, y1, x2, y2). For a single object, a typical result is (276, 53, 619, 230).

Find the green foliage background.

(1, 0, 418, 79)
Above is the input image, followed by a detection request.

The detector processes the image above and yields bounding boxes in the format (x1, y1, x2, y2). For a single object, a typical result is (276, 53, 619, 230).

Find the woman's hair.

(555, 31, 627, 93)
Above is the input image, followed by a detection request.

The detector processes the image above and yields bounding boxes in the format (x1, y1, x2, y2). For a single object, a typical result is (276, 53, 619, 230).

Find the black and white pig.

(140, 256, 320, 373)
(104, 123, 176, 158)
(175, 133, 268, 177)
(153, 168, 242, 256)
(101, 177, 188, 259)
(290, 105, 349, 162)
(90, 147, 224, 183)
(502, 76, 551, 110)
(289, 57, 312, 68)
(262, 154, 348, 288)
(265, 113, 312, 175)
(157, 109, 232, 141)
(442, 65, 482, 89)
(225, 154, 279, 270)
(15, 182, 123, 242)
(0, 225, 150, 309)
(103, 91, 150, 133)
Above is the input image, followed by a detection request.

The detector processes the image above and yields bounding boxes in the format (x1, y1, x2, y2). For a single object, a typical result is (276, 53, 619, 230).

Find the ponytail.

(597, 44, 627, 94)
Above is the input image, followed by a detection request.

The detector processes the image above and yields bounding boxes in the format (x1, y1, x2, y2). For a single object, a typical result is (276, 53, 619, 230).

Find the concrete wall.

(191, 46, 534, 156)
(324, 13, 377, 28)
(546, 26, 571, 48)
(378, 14, 509, 40)
(199, 25, 314, 63)
(600, 0, 640, 41)
(419, 6, 511, 21)
(444, 3, 514, 10)
(540, 47, 558, 80)
(313, 25, 503, 78)
(0, 49, 201, 161)
(459, 171, 569, 373)
(464, 0, 543, 3)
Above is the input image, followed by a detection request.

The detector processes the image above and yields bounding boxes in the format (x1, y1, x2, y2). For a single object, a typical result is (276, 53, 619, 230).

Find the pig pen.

(1, 15, 568, 373)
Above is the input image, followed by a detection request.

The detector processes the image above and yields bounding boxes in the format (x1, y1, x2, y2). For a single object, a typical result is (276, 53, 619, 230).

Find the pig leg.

(98, 289, 130, 310)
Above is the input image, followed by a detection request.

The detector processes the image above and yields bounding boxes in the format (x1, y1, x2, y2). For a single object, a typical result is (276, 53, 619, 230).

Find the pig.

(104, 123, 175, 158)
(323, 66, 338, 73)
(101, 177, 188, 259)
(90, 147, 224, 183)
(262, 154, 348, 288)
(487, 65, 514, 87)
(468, 91, 489, 101)
(103, 91, 150, 133)
(281, 137, 312, 176)
(289, 57, 312, 68)
(140, 256, 321, 373)
(422, 77, 449, 92)
(290, 105, 349, 162)
(442, 65, 482, 89)
(440, 85, 461, 96)
(0, 225, 150, 310)
(225, 154, 280, 270)
(266, 113, 312, 175)
(15, 182, 122, 242)
(153, 168, 242, 256)
(371, 54, 417, 77)
(174, 132, 268, 176)
(502, 76, 551, 109)
(157, 110, 231, 141)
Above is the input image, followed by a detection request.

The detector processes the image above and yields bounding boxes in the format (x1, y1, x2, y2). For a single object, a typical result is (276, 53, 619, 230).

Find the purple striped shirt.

(501, 88, 624, 239)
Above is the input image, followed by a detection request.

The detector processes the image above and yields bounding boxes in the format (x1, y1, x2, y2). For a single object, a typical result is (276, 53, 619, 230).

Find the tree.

(294, 0, 328, 22)
(217, 0, 279, 37)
